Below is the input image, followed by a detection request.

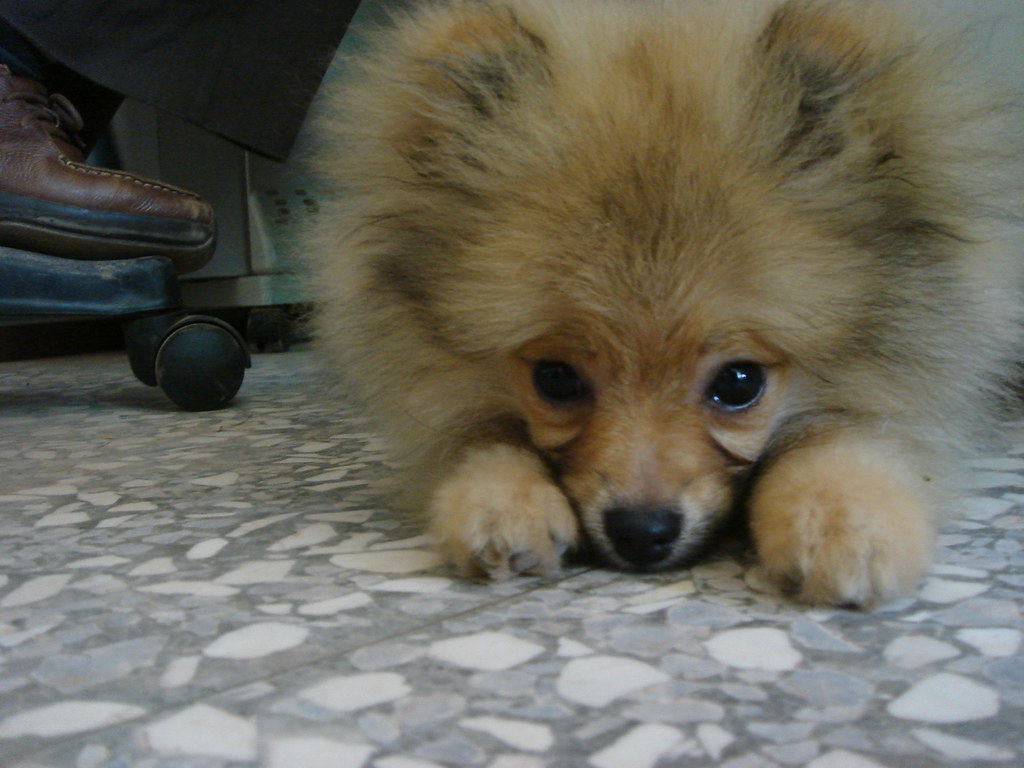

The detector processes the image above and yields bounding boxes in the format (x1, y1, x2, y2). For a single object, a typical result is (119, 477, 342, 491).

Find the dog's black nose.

(603, 506, 682, 567)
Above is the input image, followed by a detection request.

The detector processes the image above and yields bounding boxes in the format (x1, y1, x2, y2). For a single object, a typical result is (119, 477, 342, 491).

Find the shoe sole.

(0, 190, 216, 273)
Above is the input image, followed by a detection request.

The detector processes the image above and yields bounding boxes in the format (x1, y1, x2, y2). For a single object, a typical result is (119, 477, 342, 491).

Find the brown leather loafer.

(0, 65, 215, 273)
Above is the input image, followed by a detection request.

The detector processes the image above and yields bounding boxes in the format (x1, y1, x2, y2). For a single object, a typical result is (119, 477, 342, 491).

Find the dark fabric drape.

(0, 1, 362, 160)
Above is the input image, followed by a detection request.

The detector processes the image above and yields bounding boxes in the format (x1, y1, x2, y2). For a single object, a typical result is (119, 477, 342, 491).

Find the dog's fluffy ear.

(757, 0, 899, 170)
(383, 2, 549, 170)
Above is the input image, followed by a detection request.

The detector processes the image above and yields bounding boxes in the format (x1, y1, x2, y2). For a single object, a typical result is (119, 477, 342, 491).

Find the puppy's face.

(509, 317, 789, 571)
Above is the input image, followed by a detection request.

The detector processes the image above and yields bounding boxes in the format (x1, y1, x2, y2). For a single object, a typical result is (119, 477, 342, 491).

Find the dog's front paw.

(427, 444, 579, 580)
(749, 439, 935, 609)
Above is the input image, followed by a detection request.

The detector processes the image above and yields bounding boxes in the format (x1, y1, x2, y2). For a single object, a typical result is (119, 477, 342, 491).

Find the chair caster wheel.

(155, 316, 251, 411)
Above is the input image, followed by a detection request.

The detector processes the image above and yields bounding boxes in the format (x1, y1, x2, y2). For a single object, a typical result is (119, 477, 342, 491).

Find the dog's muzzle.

(603, 506, 682, 568)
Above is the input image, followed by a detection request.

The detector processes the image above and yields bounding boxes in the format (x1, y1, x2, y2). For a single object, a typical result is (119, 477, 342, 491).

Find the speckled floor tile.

(1, 350, 1022, 767)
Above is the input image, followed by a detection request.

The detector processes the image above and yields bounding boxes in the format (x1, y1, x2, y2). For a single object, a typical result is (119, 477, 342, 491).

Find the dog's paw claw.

(509, 549, 544, 576)
(466, 545, 549, 581)
(762, 560, 883, 610)
(751, 440, 934, 609)
(777, 571, 804, 599)
(428, 445, 580, 582)
(552, 537, 572, 558)
(756, 508, 930, 608)
(835, 600, 866, 612)
(456, 535, 565, 581)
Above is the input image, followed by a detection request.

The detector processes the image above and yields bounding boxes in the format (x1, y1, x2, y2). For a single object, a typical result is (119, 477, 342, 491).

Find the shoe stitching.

(58, 155, 205, 201)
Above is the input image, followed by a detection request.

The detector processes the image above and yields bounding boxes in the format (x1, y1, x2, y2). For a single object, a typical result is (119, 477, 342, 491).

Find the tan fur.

(305, 0, 1024, 607)
(428, 444, 578, 579)
(749, 434, 936, 608)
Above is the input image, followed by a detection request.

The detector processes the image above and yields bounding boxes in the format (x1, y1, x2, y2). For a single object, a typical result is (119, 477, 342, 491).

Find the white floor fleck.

(588, 723, 686, 768)
(297, 592, 373, 615)
(186, 537, 229, 560)
(78, 491, 121, 507)
(556, 655, 671, 707)
(140, 704, 258, 761)
(128, 557, 177, 576)
(34, 508, 90, 527)
(66, 555, 131, 569)
(460, 716, 555, 752)
(695, 723, 735, 761)
(882, 635, 960, 669)
(428, 632, 545, 671)
(0, 573, 72, 608)
(215, 559, 295, 585)
(0, 701, 146, 739)
(365, 576, 455, 594)
(704, 627, 803, 671)
(136, 580, 239, 597)
(268, 523, 337, 551)
(298, 673, 412, 712)
(954, 627, 1021, 657)
(919, 578, 990, 604)
(159, 656, 200, 688)
(331, 549, 442, 574)
(912, 728, 1016, 762)
(807, 750, 889, 768)
(203, 622, 310, 659)
(189, 471, 241, 488)
(266, 737, 375, 768)
(887, 673, 1001, 723)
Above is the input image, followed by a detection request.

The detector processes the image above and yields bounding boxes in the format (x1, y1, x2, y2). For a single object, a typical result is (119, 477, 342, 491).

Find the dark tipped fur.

(306, 0, 1024, 605)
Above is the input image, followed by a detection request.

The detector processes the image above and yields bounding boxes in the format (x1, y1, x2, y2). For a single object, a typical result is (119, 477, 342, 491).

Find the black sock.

(0, 18, 48, 81)
(0, 17, 123, 151)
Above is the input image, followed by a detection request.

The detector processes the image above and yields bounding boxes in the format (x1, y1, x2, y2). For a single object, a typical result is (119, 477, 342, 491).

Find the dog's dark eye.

(533, 360, 590, 406)
(707, 362, 765, 411)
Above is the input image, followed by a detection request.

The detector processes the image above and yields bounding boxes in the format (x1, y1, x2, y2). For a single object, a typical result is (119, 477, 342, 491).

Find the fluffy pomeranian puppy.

(307, 0, 1024, 607)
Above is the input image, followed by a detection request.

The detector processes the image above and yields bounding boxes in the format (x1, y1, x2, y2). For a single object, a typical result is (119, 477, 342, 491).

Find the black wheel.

(155, 316, 250, 411)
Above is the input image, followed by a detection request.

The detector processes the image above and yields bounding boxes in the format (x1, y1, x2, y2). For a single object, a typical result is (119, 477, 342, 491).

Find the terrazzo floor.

(1, 349, 1022, 768)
